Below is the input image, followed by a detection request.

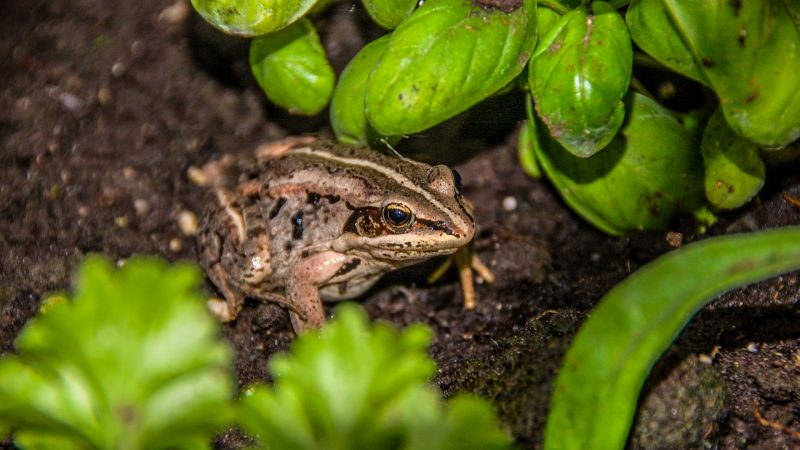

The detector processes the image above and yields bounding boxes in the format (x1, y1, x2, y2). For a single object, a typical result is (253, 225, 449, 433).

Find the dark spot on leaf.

(739, 28, 748, 47)
(220, 6, 239, 18)
(473, 0, 522, 13)
(746, 92, 758, 103)
(702, 58, 715, 67)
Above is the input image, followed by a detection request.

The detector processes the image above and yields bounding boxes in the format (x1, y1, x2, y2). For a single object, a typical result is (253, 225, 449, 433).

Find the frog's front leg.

(285, 251, 353, 333)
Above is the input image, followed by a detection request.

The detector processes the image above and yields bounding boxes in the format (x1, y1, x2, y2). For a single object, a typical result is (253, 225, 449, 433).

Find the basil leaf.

(627, 0, 800, 147)
(365, 0, 537, 136)
(191, 0, 318, 37)
(362, 0, 418, 29)
(530, 2, 632, 157)
(533, 93, 707, 234)
(701, 108, 765, 209)
(331, 36, 394, 145)
(250, 19, 335, 116)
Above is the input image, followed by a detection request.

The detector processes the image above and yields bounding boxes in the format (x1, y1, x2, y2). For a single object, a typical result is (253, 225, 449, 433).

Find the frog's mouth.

(365, 231, 474, 262)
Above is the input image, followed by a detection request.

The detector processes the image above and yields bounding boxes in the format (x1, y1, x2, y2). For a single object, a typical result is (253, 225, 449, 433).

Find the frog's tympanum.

(197, 137, 479, 332)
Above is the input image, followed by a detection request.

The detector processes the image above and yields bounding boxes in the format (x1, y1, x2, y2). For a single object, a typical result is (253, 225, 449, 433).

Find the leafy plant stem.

(538, 0, 570, 15)
(545, 226, 800, 450)
(632, 51, 669, 71)
(629, 77, 656, 101)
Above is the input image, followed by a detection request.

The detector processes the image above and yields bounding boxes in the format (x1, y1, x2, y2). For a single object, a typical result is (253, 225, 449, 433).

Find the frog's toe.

(207, 297, 237, 322)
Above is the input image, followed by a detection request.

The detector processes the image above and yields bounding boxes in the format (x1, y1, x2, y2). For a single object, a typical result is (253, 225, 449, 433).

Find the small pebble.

(502, 196, 518, 211)
(59, 92, 83, 113)
(130, 40, 146, 57)
(111, 61, 127, 77)
(133, 198, 150, 215)
(169, 238, 183, 252)
(158, 0, 190, 25)
(746, 342, 760, 353)
(78, 205, 90, 217)
(97, 85, 112, 105)
(177, 210, 199, 236)
(187, 166, 209, 186)
(665, 231, 683, 248)
(122, 166, 137, 180)
(114, 215, 129, 228)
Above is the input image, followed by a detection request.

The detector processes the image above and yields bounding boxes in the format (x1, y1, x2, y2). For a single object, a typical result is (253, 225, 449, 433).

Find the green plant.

(0, 256, 234, 450)
(239, 304, 512, 450)
(0, 257, 509, 449)
(544, 226, 800, 449)
(191, 0, 800, 234)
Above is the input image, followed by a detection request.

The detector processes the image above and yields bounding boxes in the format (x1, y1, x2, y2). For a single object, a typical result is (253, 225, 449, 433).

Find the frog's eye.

(382, 203, 414, 229)
(451, 169, 462, 192)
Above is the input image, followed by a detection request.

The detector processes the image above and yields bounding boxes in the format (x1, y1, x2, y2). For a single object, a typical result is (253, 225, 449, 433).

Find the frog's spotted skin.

(197, 137, 475, 332)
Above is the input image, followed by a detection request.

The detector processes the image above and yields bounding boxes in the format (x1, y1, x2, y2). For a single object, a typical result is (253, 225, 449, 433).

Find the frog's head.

(334, 163, 476, 263)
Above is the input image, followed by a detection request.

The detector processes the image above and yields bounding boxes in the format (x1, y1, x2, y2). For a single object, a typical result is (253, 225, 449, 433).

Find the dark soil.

(2, 1, 799, 449)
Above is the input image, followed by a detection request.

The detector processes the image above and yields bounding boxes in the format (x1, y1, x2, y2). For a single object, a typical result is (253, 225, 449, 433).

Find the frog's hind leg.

(199, 188, 272, 322)
(205, 264, 245, 322)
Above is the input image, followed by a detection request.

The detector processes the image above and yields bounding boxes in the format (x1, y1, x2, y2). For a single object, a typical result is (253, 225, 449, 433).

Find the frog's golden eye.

(382, 203, 414, 229)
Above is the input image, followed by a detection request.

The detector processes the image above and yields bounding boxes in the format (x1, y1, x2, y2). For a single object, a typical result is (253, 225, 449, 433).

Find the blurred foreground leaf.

(545, 226, 800, 449)
(0, 256, 233, 450)
(239, 304, 511, 450)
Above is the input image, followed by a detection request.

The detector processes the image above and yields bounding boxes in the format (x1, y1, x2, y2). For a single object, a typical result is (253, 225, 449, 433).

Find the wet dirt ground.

(1, 1, 799, 448)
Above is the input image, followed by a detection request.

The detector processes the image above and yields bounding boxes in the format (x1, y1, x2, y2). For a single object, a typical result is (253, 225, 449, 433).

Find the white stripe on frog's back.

(289, 146, 470, 232)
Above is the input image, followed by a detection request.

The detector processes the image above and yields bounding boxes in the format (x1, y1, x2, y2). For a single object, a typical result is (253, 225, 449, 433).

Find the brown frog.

(197, 136, 485, 332)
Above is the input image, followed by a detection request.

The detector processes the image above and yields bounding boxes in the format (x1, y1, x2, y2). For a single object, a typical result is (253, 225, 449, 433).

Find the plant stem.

(538, 0, 570, 15)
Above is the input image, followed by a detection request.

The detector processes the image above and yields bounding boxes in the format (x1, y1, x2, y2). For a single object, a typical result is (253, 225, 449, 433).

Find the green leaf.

(331, 36, 396, 146)
(530, 2, 632, 157)
(239, 304, 511, 450)
(362, 0, 419, 29)
(536, 4, 565, 36)
(701, 108, 765, 209)
(627, 0, 800, 147)
(365, 0, 537, 136)
(0, 256, 233, 449)
(545, 226, 800, 450)
(250, 18, 335, 116)
(533, 92, 707, 235)
(191, 0, 318, 37)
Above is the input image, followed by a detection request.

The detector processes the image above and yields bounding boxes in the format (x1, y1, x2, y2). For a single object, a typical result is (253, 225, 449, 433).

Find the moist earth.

(1, 1, 799, 449)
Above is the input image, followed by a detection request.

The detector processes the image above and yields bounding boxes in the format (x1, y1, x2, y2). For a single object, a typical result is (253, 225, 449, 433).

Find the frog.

(196, 136, 486, 333)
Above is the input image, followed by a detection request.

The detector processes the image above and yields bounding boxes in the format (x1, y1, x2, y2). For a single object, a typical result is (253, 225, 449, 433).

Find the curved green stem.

(538, 0, 571, 15)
